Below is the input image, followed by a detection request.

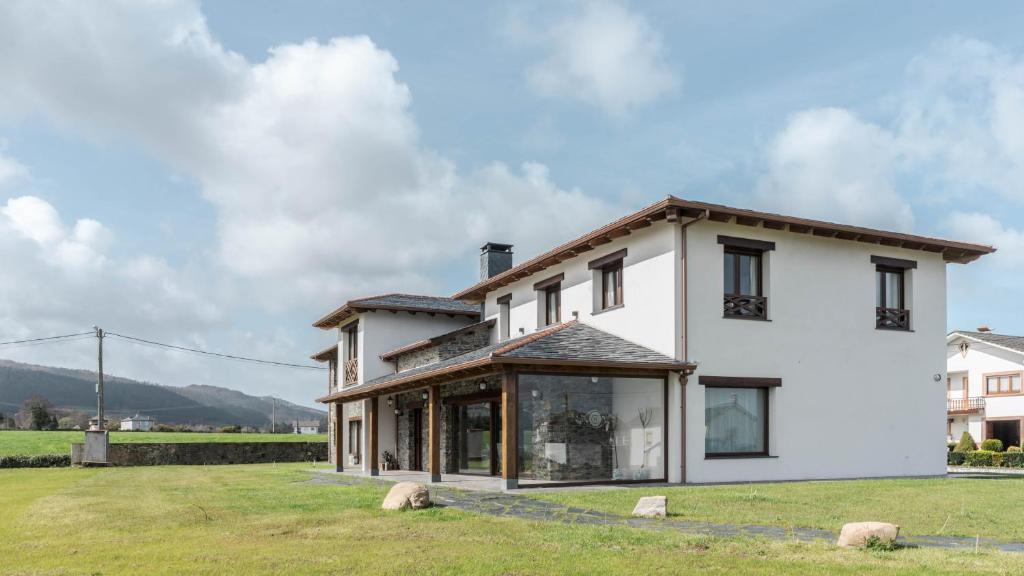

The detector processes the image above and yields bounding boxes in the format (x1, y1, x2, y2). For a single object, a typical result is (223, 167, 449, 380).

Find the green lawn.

(527, 476, 1024, 541)
(2, 464, 1024, 575)
(0, 430, 326, 456)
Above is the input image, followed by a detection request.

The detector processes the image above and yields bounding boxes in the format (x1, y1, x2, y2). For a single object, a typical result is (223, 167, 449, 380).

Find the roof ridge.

(491, 320, 578, 357)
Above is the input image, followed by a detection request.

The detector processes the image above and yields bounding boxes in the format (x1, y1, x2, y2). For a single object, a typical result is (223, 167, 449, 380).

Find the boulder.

(836, 522, 900, 548)
(632, 495, 667, 518)
(381, 482, 431, 511)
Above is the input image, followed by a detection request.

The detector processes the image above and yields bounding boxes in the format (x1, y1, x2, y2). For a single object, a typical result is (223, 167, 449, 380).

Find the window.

(517, 374, 665, 482)
(498, 294, 511, 341)
(544, 285, 561, 325)
(985, 373, 1022, 395)
(718, 236, 772, 320)
(872, 256, 914, 330)
(601, 262, 623, 309)
(700, 375, 779, 458)
(345, 324, 359, 360)
(348, 419, 362, 462)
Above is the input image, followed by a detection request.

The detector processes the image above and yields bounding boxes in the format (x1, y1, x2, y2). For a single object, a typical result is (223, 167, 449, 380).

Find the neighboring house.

(312, 197, 993, 487)
(120, 414, 155, 431)
(946, 330, 1024, 448)
(293, 420, 321, 434)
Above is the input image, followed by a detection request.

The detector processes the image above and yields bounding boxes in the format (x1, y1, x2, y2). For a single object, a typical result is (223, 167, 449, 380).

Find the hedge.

(0, 454, 71, 468)
(981, 438, 1004, 452)
(949, 449, 1024, 468)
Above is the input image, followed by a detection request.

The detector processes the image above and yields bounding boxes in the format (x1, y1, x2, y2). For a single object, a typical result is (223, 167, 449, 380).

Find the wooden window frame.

(497, 294, 512, 341)
(875, 265, 910, 331)
(983, 371, 1024, 397)
(599, 260, 624, 311)
(345, 323, 359, 360)
(348, 418, 362, 460)
(721, 242, 767, 321)
(699, 376, 777, 459)
(544, 284, 561, 326)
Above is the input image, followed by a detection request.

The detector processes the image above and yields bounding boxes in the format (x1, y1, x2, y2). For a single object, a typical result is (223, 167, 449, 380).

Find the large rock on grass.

(632, 495, 667, 518)
(837, 522, 900, 548)
(381, 482, 431, 511)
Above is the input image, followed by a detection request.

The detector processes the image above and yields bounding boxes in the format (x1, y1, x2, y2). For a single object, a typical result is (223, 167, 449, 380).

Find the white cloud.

(516, 0, 679, 117)
(755, 108, 913, 232)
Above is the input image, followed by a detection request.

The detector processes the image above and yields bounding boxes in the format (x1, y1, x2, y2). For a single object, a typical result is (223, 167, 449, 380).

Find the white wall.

(947, 336, 1024, 422)
(684, 221, 948, 483)
(359, 311, 476, 383)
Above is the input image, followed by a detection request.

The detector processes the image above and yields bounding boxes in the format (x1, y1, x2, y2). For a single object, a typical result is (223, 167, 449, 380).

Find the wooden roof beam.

(735, 216, 761, 227)
(762, 220, 786, 230)
(708, 211, 732, 223)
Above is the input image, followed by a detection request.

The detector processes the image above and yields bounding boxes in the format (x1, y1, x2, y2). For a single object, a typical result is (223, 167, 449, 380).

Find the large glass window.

(705, 387, 768, 456)
(517, 374, 665, 483)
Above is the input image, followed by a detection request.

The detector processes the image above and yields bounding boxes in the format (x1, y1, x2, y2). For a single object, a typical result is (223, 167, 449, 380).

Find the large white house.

(946, 330, 1024, 448)
(120, 414, 155, 432)
(312, 197, 993, 487)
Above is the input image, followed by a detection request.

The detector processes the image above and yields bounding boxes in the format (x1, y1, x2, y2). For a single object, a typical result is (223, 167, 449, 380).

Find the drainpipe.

(677, 210, 706, 484)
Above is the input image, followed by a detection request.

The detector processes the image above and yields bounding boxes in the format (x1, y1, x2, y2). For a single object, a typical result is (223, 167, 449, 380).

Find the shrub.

(981, 438, 1004, 452)
(947, 451, 967, 466)
(0, 454, 70, 468)
(993, 452, 1005, 467)
(965, 450, 995, 467)
(953, 431, 977, 452)
(1003, 452, 1024, 468)
(1009, 446, 1021, 453)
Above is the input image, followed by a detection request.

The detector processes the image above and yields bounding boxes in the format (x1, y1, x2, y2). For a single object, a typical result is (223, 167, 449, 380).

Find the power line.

(105, 331, 326, 371)
(0, 332, 94, 347)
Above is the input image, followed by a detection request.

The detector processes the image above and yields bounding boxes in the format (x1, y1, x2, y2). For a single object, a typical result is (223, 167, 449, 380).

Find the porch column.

(368, 396, 379, 476)
(428, 384, 441, 482)
(333, 402, 344, 472)
(501, 370, 518, 490)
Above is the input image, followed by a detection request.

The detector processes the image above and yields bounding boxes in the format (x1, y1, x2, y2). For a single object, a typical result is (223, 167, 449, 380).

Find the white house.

(293, 420, 321, 435)
(120, 414, 155, 432)
(312, 196, 993, 487)
(946, 330, 1024, 449)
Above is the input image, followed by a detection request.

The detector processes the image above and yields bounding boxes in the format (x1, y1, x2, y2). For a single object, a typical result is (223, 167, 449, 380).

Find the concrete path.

(308, 470, 1024, 553)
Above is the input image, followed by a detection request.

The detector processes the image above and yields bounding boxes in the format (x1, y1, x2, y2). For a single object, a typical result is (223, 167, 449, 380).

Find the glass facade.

(517, 374, 665, 482)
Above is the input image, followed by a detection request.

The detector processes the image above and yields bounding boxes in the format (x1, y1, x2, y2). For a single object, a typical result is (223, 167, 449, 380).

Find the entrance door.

(411, 408, 423, 471)
(456, 401, 501, 475)
(987, 419, 1022, 450)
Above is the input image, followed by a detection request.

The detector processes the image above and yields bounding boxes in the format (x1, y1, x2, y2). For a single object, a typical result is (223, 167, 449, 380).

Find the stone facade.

(395, 324, 491, 373)
(70, 442, 327, 466)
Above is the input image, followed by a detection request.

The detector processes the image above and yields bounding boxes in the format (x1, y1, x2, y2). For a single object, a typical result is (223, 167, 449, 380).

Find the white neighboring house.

(120, 414, 155, 432)
(311, 197, 994, 487)
(946, 330, 1024, 448)
(293, 420, 321, 435)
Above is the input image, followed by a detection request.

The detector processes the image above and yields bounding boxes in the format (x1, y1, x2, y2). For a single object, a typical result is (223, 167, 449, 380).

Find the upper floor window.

(345, 323, 359, 360)
(718, 236, 774, 320)
(533, 273, 564, 327)
(497, 294, 512, 341)
(985, 373, 1021, 396)
(588, 248, 626, 312)
(871, 256, 915, 331)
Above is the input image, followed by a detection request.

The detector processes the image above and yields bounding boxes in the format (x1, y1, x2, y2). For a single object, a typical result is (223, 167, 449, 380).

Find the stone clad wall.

(70, 442, 327, 466)
(394, 324, 491, 373)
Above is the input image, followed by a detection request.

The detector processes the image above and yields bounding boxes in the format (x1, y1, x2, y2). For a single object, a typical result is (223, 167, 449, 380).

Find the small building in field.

(293, 420, 321, 434)
(120, 414, 155, 432)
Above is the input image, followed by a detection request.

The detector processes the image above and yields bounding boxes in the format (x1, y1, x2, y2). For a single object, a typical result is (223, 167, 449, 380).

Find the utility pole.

(93, 326, 105, 430)
(272, 397, 276, 434)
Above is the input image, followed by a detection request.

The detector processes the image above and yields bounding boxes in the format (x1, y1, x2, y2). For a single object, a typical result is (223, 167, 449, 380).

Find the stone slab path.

(308, 471, 1024, 553)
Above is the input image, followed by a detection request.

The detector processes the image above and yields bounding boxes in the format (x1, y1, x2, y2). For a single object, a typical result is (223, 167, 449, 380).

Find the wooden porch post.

(501, 370, 518, 490)
(428, 384, 441, 482)
(368, 396, 379, 476)
(333, 402, 344, 472)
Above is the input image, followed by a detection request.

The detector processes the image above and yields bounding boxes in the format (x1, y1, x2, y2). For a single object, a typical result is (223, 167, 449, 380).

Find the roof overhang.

(310, 344, 338, 362)
(452, 196, 996, 302)
(947, 331, 1024, 358)
(313, 297, 480, 330)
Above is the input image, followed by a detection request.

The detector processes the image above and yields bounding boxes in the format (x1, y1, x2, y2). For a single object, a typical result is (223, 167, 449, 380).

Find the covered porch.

(319, 321, 695, 489)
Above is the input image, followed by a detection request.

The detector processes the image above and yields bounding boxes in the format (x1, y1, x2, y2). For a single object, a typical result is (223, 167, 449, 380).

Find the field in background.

(3, 464, 1024, 575)
(0, 430, 326, 456)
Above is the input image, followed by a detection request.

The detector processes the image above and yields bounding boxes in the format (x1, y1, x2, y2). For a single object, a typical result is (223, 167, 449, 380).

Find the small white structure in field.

(293, 420, 321, 434)
(120, 414, 155, 432)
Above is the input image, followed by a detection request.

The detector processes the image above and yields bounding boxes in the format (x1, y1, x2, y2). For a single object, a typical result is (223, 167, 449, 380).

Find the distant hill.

(0, 359, 324, 429)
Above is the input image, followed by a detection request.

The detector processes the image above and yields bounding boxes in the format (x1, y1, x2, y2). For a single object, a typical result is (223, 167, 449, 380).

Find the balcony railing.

(724, 294, 767, 320)
(947, 397, 985, 414)
(876, 307, 910, 330)
(344, 358, 359, 386)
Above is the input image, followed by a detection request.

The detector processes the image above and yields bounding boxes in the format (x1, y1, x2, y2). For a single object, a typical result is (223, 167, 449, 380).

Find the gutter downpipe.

(678, 210, 707, 484)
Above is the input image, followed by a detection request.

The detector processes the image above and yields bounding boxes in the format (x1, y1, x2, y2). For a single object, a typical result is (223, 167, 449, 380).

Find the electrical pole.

(272, 397, 276, 434)
(93, 326, 105, 431)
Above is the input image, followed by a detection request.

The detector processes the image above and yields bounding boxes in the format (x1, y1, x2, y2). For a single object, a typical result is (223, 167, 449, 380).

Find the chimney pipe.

(480, 243, 514, 281)
(977, 325, 992, 333)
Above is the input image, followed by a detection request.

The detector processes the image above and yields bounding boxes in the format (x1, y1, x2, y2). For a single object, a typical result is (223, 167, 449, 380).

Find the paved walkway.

(308, 471, 1024, 553)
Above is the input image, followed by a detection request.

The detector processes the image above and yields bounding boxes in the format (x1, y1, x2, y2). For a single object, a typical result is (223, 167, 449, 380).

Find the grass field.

(527, 476, 1024, 541)
(0, 430, 326, 456)
(3, 464, 1024, 575)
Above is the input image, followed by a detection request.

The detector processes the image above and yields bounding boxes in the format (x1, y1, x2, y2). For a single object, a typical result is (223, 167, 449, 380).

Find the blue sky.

(1, 1, 1024, 406)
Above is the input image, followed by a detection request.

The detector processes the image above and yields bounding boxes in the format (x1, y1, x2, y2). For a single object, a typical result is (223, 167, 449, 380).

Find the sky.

(2, 1, 1024, 407)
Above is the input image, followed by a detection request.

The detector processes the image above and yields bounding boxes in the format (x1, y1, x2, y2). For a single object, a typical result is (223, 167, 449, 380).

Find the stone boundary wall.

(70, 442, 327, 466)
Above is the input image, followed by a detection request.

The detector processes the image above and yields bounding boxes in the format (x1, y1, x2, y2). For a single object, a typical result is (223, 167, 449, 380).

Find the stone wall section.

(70, 442, 327, 466)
